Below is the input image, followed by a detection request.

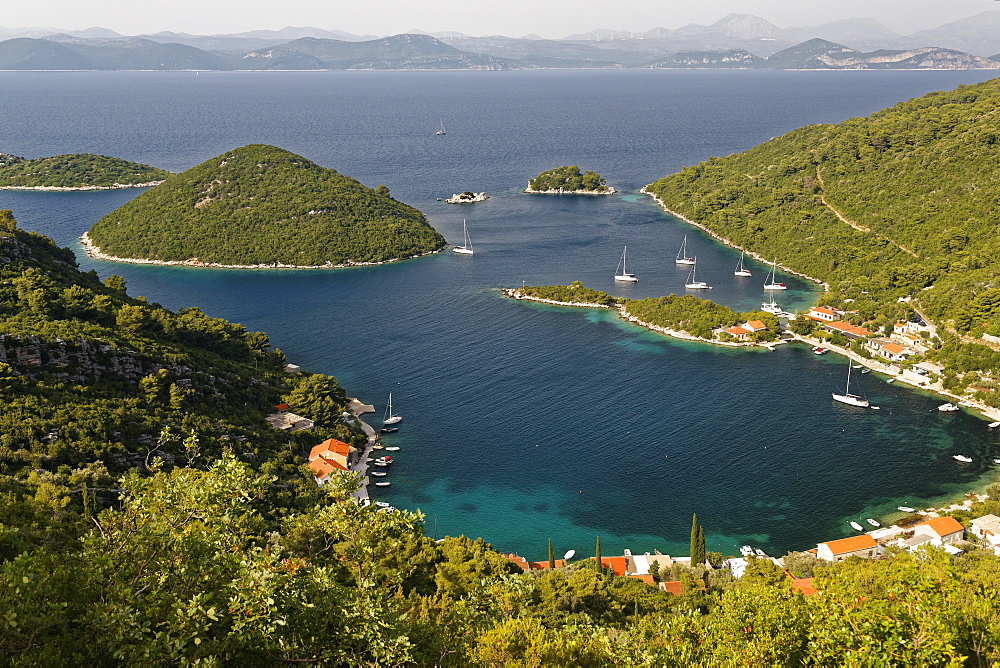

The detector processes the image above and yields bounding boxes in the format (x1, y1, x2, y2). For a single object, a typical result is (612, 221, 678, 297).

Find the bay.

(2, 69, 999, 560)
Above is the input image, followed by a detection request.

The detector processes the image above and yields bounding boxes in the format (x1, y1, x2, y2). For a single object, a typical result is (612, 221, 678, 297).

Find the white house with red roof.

(307, 438, 360, 485)
(816, 534, 879, 561)
(912, 516, 965, 545)
(808, 306, 839, 322)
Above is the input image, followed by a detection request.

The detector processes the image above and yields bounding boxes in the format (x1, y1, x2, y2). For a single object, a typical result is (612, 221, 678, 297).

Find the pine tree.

(548, 538, 556, 570)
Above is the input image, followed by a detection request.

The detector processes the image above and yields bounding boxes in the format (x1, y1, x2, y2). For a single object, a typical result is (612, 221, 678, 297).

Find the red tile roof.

(915, 516, 964, 537)
(824, 321, 873, 337)
(627, 574, 656, 586)
(745, 320, 767, 331)
(597, 556, 628, 576)
(820, 534, 877, 555)
(309, 438, 354, 460)
(725, 326, 751, 337)
(529, 559, 567, 570)
(881, 342, 908, 355)
(503, 553, 530, 572)
(659, 580, 682, 596)
(275, 403, 290, 411)
(811, 306, 837, 316)
(308, 456, 347, 479)
(791, 578, 817, 596)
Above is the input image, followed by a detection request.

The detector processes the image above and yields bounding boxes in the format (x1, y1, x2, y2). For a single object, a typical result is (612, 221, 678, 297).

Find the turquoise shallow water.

(2, 69, 999, 560)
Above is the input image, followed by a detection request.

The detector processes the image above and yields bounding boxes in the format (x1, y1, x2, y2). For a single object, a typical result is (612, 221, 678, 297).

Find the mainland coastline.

(0, 181, 165, 192)
(79, 231, 443, 270)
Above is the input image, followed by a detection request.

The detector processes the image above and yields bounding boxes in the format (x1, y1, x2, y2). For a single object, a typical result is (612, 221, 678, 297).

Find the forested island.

(645, 77, 1000, 407)
(85, 144, 446, 267)
(525, 165, 615, 194)
(508, 282, 779, 343)
(0, 152, 170, 190)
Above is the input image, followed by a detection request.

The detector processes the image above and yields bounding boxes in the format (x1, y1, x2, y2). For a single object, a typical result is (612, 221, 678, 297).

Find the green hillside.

(646, 76, 1000, 401)
(0, 153, 170, 188)
(87, 144, 446, 266)
(527, 165, 611, 193)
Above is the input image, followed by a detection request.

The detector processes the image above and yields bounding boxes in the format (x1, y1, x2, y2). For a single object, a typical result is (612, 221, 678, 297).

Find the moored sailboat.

(684, 258, 711, 289)
(675, 235, 695, 265)
(734, 251, 752, 277)
(614, 246, 638, 282)
(833, 361, 870, 407)
(453, 219, 474, 255)
(763, 258, 788, 290)
(435, 120, 446, 135)
(383, 393, 402, 425)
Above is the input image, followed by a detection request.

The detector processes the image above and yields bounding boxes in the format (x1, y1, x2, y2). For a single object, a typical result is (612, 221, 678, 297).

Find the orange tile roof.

(811, 306, 837, 315)
(745, 320, 767, 331)
(824, 321, 873, 337)
(791, 578, 817, 596)
(659, 580, 683, 596)
(627, 574, 656, 586)
(916, 516, 964, 537)
(309, 438, 354, 460)
(529, 559, 567, 570)
(275, 403, 290, 411)
(725, 326, 750, 336)
(820, 534, 877, 555)
(598, 556, 628, 576)
(881, 342, 908, 355)
(308, 456, 347, 479)
(503, 553, 530, 572)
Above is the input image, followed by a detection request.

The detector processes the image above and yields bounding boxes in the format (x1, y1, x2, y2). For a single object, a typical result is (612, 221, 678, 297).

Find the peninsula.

(0, 152, 170, 190)
(505, 282, 780, 347)
(85, 144, 446, 267)
(644, 76, 1000, 414)
(524, 166, 615, 195)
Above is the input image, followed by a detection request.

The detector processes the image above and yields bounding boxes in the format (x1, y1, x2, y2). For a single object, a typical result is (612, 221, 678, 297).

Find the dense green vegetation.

(647, 76, 1000, 400)
(0, 153, 170, 188)
(520, 281, 620, 306)
(87, 144, 446, 266)
(6, 210, 1000, 663)
(527, 165, 611, 193)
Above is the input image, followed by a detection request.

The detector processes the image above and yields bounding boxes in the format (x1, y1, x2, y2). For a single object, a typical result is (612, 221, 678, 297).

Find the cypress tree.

(695, 526, 706, 567)
(595, 535, 602, 572)
(548, 538, 555, 570)
(690, 514, 699, 563)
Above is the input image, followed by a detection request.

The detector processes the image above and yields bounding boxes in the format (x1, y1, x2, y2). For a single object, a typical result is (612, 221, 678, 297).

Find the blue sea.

(2, 69, 999, 560)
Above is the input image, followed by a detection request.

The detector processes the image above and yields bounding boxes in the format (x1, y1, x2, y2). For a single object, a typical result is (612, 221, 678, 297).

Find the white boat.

(614, 246, 638, 282)
(675, 235, 695, 265)
(435, 120, 446, 135)
(734, 251, 752, 277)
(867, 518, 880, 527)
(754, 548, 767, 557)
(938, 403, 959, 412)
(453, 219, 474, 255)
(763, 258, 788, 291)
(370, 471, 387, 477)
(375, 501, 391, 508)
(739, 545, 753, 557)
(887, 379, 895, 384)
(850, 521, 864, 531)
(897, 506, 916, 513)
(372, 461, 389, 467)
(833, 361, 870, 408)
(374, 481, 391, 487)
(953, 455, 973, 463)
(989, 421, 1000, 428)
(384, 446, 400, 451)
(761, 299, 782, 314)
(383, 393, 402, 425)
(994, 459, 1000, 464)
(684, 258, 711, 290)
(813, 347, 827, 355)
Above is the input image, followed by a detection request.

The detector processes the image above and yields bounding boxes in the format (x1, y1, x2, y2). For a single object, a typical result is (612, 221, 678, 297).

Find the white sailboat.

(453, 219, 474, 255)
(763, 258, 788, 291)
(832, 361, 870, 407)
(383, 393, 402, 425)
(734, 251, 752, 277)
(435, 120, 446, 135)
(684, 258, 711, 289)
(614, 246, 638, 282)
(675, 235, 695, 265)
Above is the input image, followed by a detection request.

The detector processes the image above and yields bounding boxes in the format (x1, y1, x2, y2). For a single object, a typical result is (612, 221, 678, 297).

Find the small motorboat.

(754, 548, 767, 557)
(813, 347, 827, 355)
(887, 379, 895, 384)
(994, 458, 1000, 464)
(853, 364, 863, 369)
(374, 481, 391, 487)
(953, 455, 973, 463)
(939, 403, 959, 412)
(375, 501, 391, 508)
(379, 427, 399, 434)
(850, 521, 864, 531)
(739, 545, 753, 557)
(988, 421, 1000, 428)
(372, 461, 389, 467)
(375, 456, 393, 464)
(861, 368, 871, 374)
(867, 518, 880, 527)
(897, 506, 916, 513)
(384, 446, 400, 451)
(370, 471, 387, 477)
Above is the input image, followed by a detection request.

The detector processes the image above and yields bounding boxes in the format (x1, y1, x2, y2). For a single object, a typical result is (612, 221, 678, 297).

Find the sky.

(3, 0, 999, 39)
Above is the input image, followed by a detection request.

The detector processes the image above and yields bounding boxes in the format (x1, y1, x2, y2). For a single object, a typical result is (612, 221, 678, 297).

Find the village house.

(822, 321, 873, 340)
(867, 337, 917, 362)
(622, 549, 673, 578)
(816, 534, 879, 562)
(501, 553, 567, 571)
(307, 438, 360, 485)
(265, 403, 315, 432)
(970, 514, 1000, 554)
(721, 325, 751, 341)
(743, 320, 768, 333)
(892, 516, 965, 554)
(807, 306, 839, 322)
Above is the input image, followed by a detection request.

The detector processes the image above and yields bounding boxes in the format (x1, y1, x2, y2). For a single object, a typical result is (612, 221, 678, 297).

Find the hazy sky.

(4, 0, 998, 38)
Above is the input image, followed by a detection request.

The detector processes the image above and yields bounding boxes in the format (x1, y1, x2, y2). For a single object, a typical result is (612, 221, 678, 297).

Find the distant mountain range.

(1, 13, 999, 71)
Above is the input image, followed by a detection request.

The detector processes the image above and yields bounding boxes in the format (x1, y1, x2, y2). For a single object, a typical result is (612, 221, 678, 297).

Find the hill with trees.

(525, 166, 613, 194)
(86, 144, 446, 266)
(646, 76, 1000, 405)
(4, 209, 1000, 662)
(0, 153, 170, 189)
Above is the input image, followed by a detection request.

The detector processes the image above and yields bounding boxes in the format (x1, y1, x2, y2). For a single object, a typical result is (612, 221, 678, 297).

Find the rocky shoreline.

(79, 232, 443, 270)
(445, 192, 489, 203)
(0, 181, 165, 191)
(523, 186, 616, 195)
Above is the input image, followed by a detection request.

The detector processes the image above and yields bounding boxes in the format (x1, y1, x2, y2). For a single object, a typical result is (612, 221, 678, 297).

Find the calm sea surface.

(2, 70, 999, 559)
